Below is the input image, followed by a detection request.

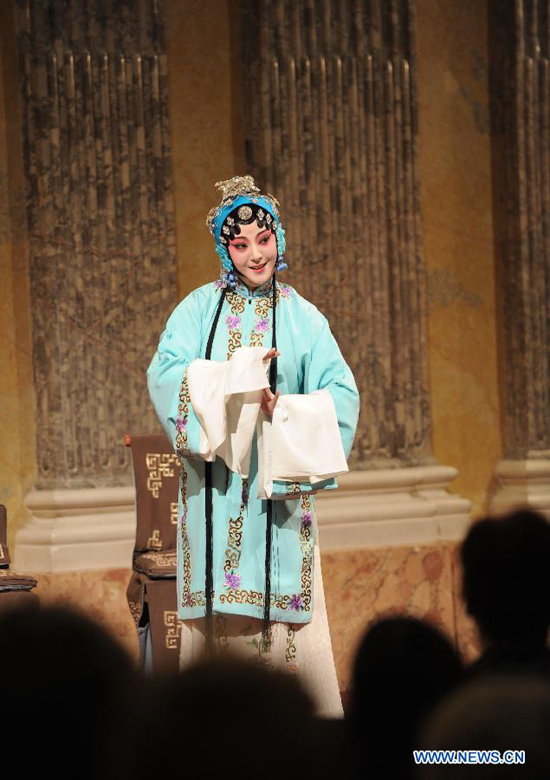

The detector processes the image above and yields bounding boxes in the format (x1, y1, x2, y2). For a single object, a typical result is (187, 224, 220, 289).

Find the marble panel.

(18, 539, 481, 691)
(321, 542, 460, 694)
(32, 567, 139, 662)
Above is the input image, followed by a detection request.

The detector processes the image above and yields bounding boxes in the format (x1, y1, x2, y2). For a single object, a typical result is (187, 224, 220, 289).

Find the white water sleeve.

(257, 389, 349, 499)
(186, 346, 270, 477)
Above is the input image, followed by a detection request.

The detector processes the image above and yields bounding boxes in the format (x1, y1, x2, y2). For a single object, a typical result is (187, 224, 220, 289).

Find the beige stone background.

(0, 0, 496, 682)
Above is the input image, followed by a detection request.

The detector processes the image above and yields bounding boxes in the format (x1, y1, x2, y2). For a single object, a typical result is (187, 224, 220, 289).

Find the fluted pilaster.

(490, 0, 550, 512)
(14, 0, 176, 490)
(242, 0, 432, 470)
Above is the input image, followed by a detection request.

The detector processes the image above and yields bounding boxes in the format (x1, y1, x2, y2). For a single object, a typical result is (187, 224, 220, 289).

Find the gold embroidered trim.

(145, 453, 179, 497)
(216, 614, 229, 652)
(299, 495, 313, 612)
(223, 480, 248, 574)
(138, 551, 177, 568)
(176, 370, 191, 459)
(225, 291, 245, 359)
(285, 623, 299, 672)
(176, 369, 193, 608)
(128, 600, 142, 626)
(164, 610, 181, 649)
(217, 588, 310, 612)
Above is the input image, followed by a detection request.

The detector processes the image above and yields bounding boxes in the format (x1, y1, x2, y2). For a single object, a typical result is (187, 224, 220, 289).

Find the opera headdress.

(206, 175, 287, 288)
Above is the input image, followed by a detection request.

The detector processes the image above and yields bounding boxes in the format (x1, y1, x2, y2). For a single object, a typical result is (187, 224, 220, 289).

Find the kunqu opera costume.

(147, 177, 359, 716)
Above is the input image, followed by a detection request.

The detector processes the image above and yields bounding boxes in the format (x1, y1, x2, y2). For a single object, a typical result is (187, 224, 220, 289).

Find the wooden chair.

(0, 504, 39, 613)
(125, 434, 181, 674)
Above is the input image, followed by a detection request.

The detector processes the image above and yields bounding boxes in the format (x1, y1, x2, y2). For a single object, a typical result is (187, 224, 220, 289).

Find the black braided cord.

(262, 273, 278, 649)
(204, 287, 227, 653)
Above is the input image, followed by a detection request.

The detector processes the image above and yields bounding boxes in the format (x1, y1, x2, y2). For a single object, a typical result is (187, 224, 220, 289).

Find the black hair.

(220, 202, 277, 244)
(351, 615, 462, 780)
(461, 509, 550, 643)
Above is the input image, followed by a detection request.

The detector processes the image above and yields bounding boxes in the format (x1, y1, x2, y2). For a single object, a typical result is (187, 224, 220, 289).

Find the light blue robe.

(147, 278, 359, 624)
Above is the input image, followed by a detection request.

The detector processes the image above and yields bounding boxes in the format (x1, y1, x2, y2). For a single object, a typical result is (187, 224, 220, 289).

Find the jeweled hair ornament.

(206, 175, 287, 287)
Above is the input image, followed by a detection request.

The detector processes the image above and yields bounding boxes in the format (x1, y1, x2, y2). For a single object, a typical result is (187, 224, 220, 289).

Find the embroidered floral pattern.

(290, 594, 303, 611)
(216, 614, 229, 652)
(217, 588, 310, 612)
(301, 510, 312, 528)
(179, 493, 193, 610)
(176, 371, 191, 459)
(299, 494, 313, 612)
(224, 570, 242, 589)
(254, 317, 270, 333)
(225, 291, 245, 359)
(285, 624, 299, 673)
(278, 284, 292, 299)
(224, 479, 248, 575)
(225, 314, 242, 330)
(176, 369, 194, 610)
(250, 296, 271, 347)
(246, 628, 273, 660)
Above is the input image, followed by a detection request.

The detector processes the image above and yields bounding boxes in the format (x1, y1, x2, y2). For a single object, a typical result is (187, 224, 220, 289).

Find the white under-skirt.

(179, 544, 343, 718)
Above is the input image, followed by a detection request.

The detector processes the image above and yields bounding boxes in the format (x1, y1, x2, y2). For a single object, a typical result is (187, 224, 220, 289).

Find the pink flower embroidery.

(254, 318, 270, 333)
(279, 284, 291, 299)
(176, 415, 187, 433)
(182, 592, 194, 607)
(224, 571, 242, 590)
(301, 511, 312, 528)
(225, 314, 242, 329)
(290, 593, 303, 611)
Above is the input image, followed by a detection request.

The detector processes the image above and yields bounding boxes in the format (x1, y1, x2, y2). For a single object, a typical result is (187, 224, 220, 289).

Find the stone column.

(13, 0, 177, 570)
(489, 0, 550, 515)
(241, 0, 471, 547)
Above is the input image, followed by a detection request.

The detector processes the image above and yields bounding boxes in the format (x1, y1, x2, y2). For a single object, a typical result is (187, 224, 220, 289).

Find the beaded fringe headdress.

(206, 176, 287, 287)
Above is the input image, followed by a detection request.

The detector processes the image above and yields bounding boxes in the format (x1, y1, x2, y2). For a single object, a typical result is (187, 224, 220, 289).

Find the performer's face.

(228, 220, 277, 289)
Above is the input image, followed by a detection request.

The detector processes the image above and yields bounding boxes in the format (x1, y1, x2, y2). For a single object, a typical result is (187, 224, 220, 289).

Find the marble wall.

(22, 544, 480, 692)
(323, 543, 479, 691)
(416, 0, 501, 517)
(0, 0, 501, 687)
(31, 567, 139, 662)
(164, 0, 245, 298)
(1, 0, 502, 541)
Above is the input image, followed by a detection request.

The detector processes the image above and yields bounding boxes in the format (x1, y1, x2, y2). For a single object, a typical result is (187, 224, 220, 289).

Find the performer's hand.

(263, 347, 280, 362)
(261, 387, 280, 417)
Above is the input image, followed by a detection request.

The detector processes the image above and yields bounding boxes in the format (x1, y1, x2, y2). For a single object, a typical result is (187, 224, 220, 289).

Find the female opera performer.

(147, 176, 359, 716)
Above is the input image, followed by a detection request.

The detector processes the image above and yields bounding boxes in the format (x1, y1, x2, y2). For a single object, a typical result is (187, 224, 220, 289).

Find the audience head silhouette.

(0, 603, 137, 780)
(419, 675, 550, 779)
(135, 654, 315, 780)
(351, 614, 462, 780)
(461, 509, 550, 646)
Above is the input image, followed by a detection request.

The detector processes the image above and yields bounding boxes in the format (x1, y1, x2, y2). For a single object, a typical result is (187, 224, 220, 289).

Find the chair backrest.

(0, 505, 10, 567)
(128, 434, 179, 555)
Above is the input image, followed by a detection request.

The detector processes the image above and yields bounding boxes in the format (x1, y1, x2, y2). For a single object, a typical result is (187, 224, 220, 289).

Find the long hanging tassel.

(262, 275, 278, 650)
(204, 288, 227, 654)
